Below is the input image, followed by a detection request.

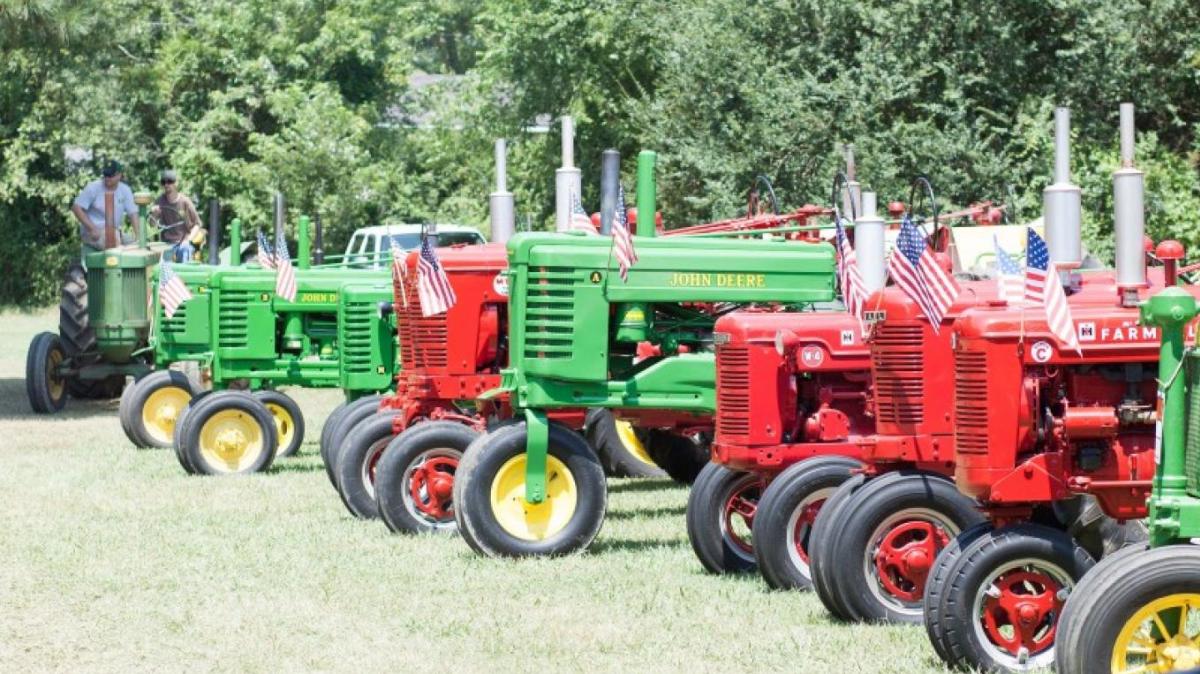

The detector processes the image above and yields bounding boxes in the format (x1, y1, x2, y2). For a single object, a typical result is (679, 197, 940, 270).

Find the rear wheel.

(376, 421, 477, 534)
(254, 390, 304, 457)
(335, 413, 400, 519)
(585, 409, 665, 478)
(646, 430, 710, 485)
(752, 455, 863, 590)
(122, 370, 200, 448)
(177, 391, 277, 475)
(321, 394, 383, 488)
(454, 422, 606, 557)
(685, 463, 763, 574)
(58, 263, 95, 358)
(26, 332, 69, 413)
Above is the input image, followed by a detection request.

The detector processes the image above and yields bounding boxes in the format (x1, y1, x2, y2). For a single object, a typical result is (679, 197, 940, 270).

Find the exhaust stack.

(842, 144, 863, 219)
(1113, 103, 1147, 304)
(1043, 107, 1082, 273)
(489, 139, 515, 244)
(599, 149, 620, 235)
(855, 191, 886, 293)
(554, 116, 583, 232)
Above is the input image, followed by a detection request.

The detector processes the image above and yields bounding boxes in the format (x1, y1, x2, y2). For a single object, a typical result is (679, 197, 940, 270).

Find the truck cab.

(343, 224, 485, 269)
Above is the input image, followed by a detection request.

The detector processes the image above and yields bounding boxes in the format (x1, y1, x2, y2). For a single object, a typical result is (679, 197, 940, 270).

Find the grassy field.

(1, 308, 960, 673)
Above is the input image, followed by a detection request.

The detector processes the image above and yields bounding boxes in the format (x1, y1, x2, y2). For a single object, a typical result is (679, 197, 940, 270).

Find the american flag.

(256, 231, 275, 269)
(834, 216, 867, 323)
(416, 234, 456, 316)
(1025, 228, 1081, 355)
(570, 191, 597, 233)
(274, 229, 297, 302)
(158, 257, 193, 319)
(993, 235, 1024, 304)
(390, 238, 409, 310)
(887, 215, 961, 332)
(612, 185, 637, 282)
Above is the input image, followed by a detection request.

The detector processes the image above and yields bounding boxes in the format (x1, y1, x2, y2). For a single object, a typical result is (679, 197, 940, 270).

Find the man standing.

(71, 160, 140, 254)
(151, 169, 202, 262)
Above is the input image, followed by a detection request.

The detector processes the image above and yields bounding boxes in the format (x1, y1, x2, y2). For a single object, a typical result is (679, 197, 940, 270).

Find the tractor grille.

(122, 268, 147, 322)
(87, 268, 104, 320)
(872, 323, 925, 425)
(1186, 359, 1200, 497)
(522, 266, 575, 362)
(159, 298, 188, 335)
(218, 290, 252, 350)
(954, 350, 990, 455)
(715, 346, 751, 440)
(398, 276, 447, 369)
(341, 300, 376, 374)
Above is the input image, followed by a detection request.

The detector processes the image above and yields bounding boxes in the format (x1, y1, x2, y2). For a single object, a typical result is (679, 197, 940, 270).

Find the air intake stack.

(489, 138, 515, 244)
(855, 191, 886, 293)
(1043, 107, 1083, 276)
(554, 116, 583, 232)
(1113, 103, 1147, 305)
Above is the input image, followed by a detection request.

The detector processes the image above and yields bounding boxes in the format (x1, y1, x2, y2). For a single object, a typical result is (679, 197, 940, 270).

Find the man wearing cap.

(70, 160, 140, 254)
(150, 169, 203, 262)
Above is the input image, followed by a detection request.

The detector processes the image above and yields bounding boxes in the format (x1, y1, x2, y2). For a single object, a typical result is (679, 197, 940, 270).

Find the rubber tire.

(319, 398, 353, 465)
(937, 523, 1095, 672)
(685, 463, 762, 574)
(810, 472, 898, 621)
(820, 472, 985, 624)
(59, 263, 95, 358)
(376, 421, 479, 534)
(646, 429, 710, 485)
(1054, 544, 1167, 674)
(321, 394, 383, 488)
(26, 331, 68, 413)
(120, 370, 201, 448)
(1056, 495, 1150, 560)
(254, 390, 305, 458)
(67, 375, 125, 400)
(752, 455, 864, 590)
(335, 413, 400, 519)
(453, 422, 607, 558)
(585, 409, 666, 478)
(922, 522, 995, 664)
(177, 391, 278, 476)
(118, 374, 142, 445)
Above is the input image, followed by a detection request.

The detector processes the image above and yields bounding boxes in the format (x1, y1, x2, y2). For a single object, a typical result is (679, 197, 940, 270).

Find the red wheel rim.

(408, 455, 459, 521)
(872, 518, 951, 603)
(789, 498, 826, 564)
(721, 477, 763, 554)
(979, 567, 1065, 659)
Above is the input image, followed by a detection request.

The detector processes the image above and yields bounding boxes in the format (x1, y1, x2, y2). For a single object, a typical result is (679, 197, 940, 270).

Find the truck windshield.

(383, 231, 483, 250)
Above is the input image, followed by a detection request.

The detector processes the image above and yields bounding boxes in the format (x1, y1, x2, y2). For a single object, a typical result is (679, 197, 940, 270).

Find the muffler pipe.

(1113, 102, 1147, 304)
(1043, 107, 1082, 275)
(273, 192, 285, 244)
(855, 191, 886, 293)
(207, 199, 220, 265)
(554, 116, 582, 232)
(599, 149, 620, 235)
(489, 138, 516, 244)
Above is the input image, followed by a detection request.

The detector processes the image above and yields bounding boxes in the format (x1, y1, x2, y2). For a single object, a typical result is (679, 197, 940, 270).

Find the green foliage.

(1, 0, 1199, 306)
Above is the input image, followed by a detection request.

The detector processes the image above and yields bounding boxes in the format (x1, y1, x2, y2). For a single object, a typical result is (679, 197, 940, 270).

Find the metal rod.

(313, 213, 324, 265)
(273, 192, 284, 243)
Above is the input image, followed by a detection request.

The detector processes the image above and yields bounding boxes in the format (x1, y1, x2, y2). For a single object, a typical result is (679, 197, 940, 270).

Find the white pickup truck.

(342, 224, 486, 268)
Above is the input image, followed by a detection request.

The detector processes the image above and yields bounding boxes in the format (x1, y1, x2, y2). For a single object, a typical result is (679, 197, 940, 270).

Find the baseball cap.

(101, 160, 123, 177)
(160, 169, 178, 183)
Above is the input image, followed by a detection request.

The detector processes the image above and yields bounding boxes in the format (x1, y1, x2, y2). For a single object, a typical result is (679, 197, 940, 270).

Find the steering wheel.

(746, 175, 780, 217)
(907, 176, 942, 248)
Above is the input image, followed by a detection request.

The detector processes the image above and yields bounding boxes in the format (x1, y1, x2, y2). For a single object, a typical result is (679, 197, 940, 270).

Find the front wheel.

(685, 463, 762, 574)
(585, 409, 665, 478)
(121, 370, 201, 448)
(376, 421, 478, 534)
(453, 421, 606, 558)
(1056, 545, 1200, 674)
(320, 394, 383, 489)
(254, 390, 305, 458)
(176, 391, 277, 475)
(335, 413, 400, 519)
(26, 332, 68, 414)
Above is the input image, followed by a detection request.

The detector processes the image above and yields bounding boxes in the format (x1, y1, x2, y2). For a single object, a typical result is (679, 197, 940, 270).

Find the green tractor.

(1055, 280, 1200, 674)
(452, 151, 838, 557)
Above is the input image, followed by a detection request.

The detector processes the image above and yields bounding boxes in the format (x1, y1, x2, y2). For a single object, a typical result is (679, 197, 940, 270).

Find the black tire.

(59, 263, 96, 358)
(922, 522, 995, 664)
(685, 463, 763, 574)
(453, 421, 606, 557)
(937, 523, 1094, 671)
(118, 374, 141, 445)
(752, 455, 863, 590)
(1056, 496, 1150, 560)
(321, 394, 383, 488)
(67, 375, 125, 400)
(821, 472, 985, 624)
(120, 370, 201, 448)
(319, 398, 353, 464)
(253, 390, 305, 458)
(1054, 544, 1175, 674)
(335, 413, 400, 519)
(177, 391, 277, 476)
(585, 409, 666, 478)
(26, 332, 69, 413)
(376, 421, 478, 534)
(646, 429, 710, 485)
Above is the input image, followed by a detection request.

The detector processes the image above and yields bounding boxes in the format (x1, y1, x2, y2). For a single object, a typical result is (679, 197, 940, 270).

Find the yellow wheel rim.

(1112, 593, 1200, 672)
(141, 386, 191, 445)
(197, 409, 266, 474)
(46, 348, 65, 401)
(615, 420, 658, 468)
(489, 454, 577, 541)
(264, 402, 295, 456)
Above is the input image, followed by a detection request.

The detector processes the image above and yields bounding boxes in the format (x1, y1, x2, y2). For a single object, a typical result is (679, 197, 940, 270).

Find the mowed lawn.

(1, 308, 958, 673)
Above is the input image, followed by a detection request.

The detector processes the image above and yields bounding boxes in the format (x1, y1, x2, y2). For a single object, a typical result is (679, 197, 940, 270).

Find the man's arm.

(183, 196, 203, 239)
(71, 184, 102, 243)
(120, 188, 140, 240)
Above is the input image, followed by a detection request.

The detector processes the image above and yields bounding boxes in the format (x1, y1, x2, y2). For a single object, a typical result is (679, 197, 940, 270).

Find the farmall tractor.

(1053, 285, 1200, 674)
(445, 150, 837, 558)
(919, 105, 1174, 672)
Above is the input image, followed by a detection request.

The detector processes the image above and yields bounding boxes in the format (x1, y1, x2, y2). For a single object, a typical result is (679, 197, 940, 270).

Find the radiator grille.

(522, 267, 575, 362)
(122, 268, 147, 322)
(872, 323, 925, 425)
(87, 268, 104, 321)
(341, 300, 376, 374)
(218, 290, 252, 350)
(159, 296, 188, 335)
(1186, 358, 1200, 497)
(954, 350, 990, 454)
(398, 275, 447, 369)
(715, 346, 751, 440)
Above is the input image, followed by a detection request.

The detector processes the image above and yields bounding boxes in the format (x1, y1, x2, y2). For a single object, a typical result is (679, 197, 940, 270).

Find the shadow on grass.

(605, 505, 687, 521)
(267, 460, 327, 475)
(0, 377, 119, 421)
(590, 537, 688, 553)
(607, 478, 683, 494)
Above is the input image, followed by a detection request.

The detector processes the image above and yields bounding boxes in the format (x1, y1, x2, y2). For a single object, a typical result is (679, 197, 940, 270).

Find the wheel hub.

(722, 478, 763, 554)
(789, 500, 825, 563)
(1113, 593, 1200, 672)
(873, 520, 949, 602)
(981, 568, 1064, 658)
(410, 455, 459, 520)
(215, 428, 249, 455)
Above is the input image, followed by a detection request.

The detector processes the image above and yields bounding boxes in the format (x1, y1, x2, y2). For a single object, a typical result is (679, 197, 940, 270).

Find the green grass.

(1, 308, 957, 673)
